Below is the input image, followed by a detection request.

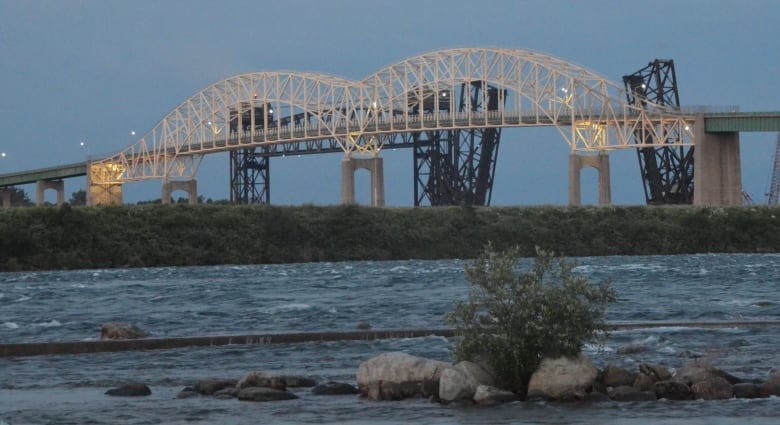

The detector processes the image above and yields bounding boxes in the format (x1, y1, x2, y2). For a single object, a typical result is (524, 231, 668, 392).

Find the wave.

(33, 320, 62, 328)
(260, 303, 312, 314)
(2, 322, 19, 329)
(15, 296, 31, 302)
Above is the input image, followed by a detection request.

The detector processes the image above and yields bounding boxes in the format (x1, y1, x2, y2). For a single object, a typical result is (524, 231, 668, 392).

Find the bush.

(447, 245, 617, 397)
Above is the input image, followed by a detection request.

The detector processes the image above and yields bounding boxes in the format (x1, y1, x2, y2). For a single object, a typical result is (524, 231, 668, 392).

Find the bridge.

(1, 47, 779, 207)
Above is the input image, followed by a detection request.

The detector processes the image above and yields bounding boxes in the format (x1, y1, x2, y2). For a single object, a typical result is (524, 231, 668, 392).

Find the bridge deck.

(2, 111, 780, 188)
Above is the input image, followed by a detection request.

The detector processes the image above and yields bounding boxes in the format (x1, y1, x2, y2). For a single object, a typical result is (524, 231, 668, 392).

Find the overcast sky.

(1, 0, 778, 205)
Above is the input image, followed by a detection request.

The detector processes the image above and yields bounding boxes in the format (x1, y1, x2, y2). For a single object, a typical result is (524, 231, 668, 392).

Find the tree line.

(1, 203, 780, 271)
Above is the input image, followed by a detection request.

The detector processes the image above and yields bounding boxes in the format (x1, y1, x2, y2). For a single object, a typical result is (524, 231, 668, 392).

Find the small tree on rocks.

(447, 245, 616, 397)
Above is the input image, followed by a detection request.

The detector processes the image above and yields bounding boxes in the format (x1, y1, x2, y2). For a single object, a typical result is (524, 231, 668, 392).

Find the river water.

(2, 254, 780, 424)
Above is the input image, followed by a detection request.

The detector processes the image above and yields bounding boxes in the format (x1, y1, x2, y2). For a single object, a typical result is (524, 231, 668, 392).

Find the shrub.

(447, 245, 617, 397)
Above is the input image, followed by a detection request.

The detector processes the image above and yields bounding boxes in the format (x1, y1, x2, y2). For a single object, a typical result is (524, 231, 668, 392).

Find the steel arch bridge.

(87, 47, 694, 206)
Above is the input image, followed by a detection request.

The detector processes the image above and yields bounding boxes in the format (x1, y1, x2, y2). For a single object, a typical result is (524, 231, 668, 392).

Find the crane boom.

(769, 132, 780, 205)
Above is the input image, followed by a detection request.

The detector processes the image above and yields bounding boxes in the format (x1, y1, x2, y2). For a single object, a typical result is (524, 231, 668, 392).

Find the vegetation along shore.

(1, 203, 780, 272)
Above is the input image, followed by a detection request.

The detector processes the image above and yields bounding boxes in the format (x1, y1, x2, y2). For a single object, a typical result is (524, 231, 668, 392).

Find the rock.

(733, 383, 762, 399)
(690, 376, 733, 400)
(473, 385, 519, 406)
(673, 361, 741, 386)
(236, 371, 287, 391)
(213, 387, 239, 399)
(607, 385, 656, 402)
(616, 343, 646, 355)
(526, 354, 598, 401)
(639, 363, 671, 382)
(601, 364, 636, 387)
(654, 380, 692, 400)
(279, 375, 317, 388)
(100, 322, 146, 340)
(760, 371, 780, 397)
(356, 352, 449, 401)
(105, 383, 151, 397)
(439, 361, 495, 403)
(237, 387, 298, 402)
(176, 387, 199, 399)
(312, 381, 360, 395)
(677, 350, 703, 359)
(633, 373, 655, 391)
(584, 391, 611, 403)
(197, 378, 238, 395)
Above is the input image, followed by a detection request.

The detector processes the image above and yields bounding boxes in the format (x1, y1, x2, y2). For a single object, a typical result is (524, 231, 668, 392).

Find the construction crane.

(768, 132, 780, 205)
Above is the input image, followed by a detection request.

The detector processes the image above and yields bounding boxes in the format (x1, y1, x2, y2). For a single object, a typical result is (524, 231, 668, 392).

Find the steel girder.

(623, 60, 694, 204)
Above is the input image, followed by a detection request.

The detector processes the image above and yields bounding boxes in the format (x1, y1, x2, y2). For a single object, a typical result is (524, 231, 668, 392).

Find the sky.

(1, 0, 779, 206)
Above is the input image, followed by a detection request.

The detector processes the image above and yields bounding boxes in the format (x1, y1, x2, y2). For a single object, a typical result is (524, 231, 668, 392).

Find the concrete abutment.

(693, 114, 742, 205)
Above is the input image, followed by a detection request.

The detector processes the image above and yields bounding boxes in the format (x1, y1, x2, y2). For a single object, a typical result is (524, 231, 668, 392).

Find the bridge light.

(130, 131, 136, 136)
(685, 125, 690, 131)
(561, 87, 567, 93)
(207, 121, 212, 126)
(1, 152, 5, 157)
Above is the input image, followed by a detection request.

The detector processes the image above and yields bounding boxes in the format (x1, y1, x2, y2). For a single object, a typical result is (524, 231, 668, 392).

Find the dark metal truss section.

(412, 81, 505, 206)
(623, 60, 694, 204)
(229, 148, 269, 204)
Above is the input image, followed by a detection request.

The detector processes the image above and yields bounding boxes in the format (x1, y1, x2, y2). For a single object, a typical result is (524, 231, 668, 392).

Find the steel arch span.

(88, 47, 695, 204)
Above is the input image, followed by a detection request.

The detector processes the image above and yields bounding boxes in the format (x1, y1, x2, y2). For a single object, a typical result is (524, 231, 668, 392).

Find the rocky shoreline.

(103, 351, 780, 406)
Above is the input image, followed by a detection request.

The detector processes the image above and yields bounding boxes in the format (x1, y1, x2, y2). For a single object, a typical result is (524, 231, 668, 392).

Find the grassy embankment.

(1, 204, 779, 272)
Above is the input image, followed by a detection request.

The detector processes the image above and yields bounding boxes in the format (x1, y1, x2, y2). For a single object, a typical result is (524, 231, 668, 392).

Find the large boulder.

(526, 354, 598, 401)
(673, 361, 741, 386)
(356, 352, 449, 401)
(100, 322, 146, 340)
(601, 364, 636, 387)
(690, 376, 733, 400)
(439, 361, 496, 403)
(639, 363, 671, 382)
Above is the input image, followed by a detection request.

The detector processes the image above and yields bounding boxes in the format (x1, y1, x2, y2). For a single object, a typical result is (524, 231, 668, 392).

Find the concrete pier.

(0, 188, 11, 207)
(36, 179, 65, 206)
(568, 152, 611, 206)
(162, 179, 198, 205)
(341, 155, 385, 207)
(694, 114, 742, 205)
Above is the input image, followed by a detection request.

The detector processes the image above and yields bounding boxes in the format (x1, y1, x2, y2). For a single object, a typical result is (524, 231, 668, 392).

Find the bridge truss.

(88, 48, 695, 205)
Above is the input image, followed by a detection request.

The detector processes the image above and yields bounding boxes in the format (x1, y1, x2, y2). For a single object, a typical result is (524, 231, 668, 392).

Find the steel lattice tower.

(623, 60, 694, 204)
(769, 132, 780, 205)
(411, 81, 504, 206)
(229, 148, 270, 204)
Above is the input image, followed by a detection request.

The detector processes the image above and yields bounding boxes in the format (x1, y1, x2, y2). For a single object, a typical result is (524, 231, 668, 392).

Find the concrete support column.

(568, 152, 611, 206)
(693, 114, 742, 205)
(36, 179, 65, 206)
(0, 188, 11, 208)
(162, 179, 198, 205)
(340, 155, 385, 207)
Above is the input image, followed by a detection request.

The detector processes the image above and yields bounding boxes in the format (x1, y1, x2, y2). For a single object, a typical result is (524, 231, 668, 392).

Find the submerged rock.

(312, 381, 360, 395)
(100, 322, 146, 340)
(237, 387, 298, 402)
(105, 383, 151, 397)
